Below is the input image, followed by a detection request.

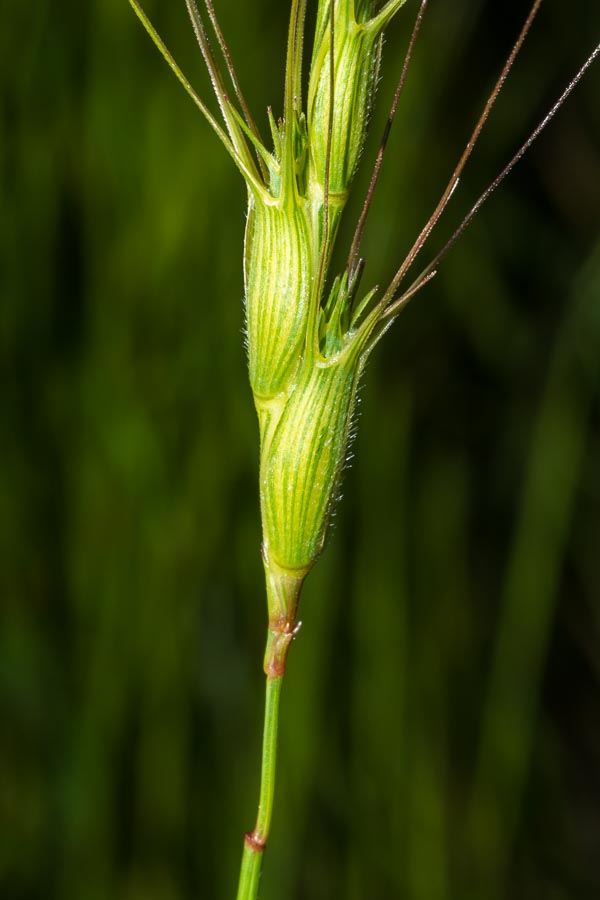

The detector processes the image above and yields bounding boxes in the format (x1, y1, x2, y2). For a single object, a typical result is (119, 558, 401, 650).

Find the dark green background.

(2, 1, 599, 898)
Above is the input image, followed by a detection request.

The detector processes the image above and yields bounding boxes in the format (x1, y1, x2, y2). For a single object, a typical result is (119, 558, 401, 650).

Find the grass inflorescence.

(125, 2, 599, 897)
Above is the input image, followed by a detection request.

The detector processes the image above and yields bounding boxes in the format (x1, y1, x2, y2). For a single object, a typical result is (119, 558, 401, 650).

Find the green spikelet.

(257, 268, 381, 624)
(260, 353, 360, 574)
(244, 196, 314, 399)
(307, 0, 408, 194)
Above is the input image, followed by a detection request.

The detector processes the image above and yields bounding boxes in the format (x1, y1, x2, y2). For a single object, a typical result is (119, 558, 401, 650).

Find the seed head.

(243, 0, 409, 616)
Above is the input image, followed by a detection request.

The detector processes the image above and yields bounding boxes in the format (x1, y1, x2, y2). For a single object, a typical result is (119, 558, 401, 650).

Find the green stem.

(236, 670, 284, 900)
(235, 552, 304, 898)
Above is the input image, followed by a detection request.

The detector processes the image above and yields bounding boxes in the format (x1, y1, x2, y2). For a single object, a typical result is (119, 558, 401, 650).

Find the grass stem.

(236, 666, 285, 900)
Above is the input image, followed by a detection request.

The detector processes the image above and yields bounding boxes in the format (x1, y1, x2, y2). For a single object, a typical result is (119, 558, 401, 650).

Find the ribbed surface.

(261, 357, 359, 571)
(308, 15, 381, 193)
(245, 198, 314, 399)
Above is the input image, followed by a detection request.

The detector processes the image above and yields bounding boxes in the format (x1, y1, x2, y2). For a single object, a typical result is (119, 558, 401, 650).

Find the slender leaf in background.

(467, 243, 600, 900)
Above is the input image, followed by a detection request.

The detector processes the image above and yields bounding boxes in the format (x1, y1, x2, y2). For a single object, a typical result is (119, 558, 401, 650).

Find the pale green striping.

(291, 373, 344, 555)
(285, 368, 352, 565)
(245, 199, 314, 399)
(262, 357, 358, 571)
(280, 373, 332, 553)
(334, 36, 369, 188)
(291, 369, 341, 537)
(308, 24, 379, 193)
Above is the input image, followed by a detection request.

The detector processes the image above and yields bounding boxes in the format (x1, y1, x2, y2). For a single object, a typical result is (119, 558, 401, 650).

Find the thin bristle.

(382, 0, 544, 304)
(347, 0, 429, 282)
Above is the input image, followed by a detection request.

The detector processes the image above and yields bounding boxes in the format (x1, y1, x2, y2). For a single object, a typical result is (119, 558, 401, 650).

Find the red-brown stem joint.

(263, 615, 302, 678)
(244, 830, 266, 853)
(262, 552, 308, 678)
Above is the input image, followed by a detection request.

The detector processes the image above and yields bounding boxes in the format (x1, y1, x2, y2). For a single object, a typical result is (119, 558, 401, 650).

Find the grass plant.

(124, 2, 599, 898)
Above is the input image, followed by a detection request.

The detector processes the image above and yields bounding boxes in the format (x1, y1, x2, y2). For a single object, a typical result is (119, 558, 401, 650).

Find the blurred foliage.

(1, 1, 599, 898)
